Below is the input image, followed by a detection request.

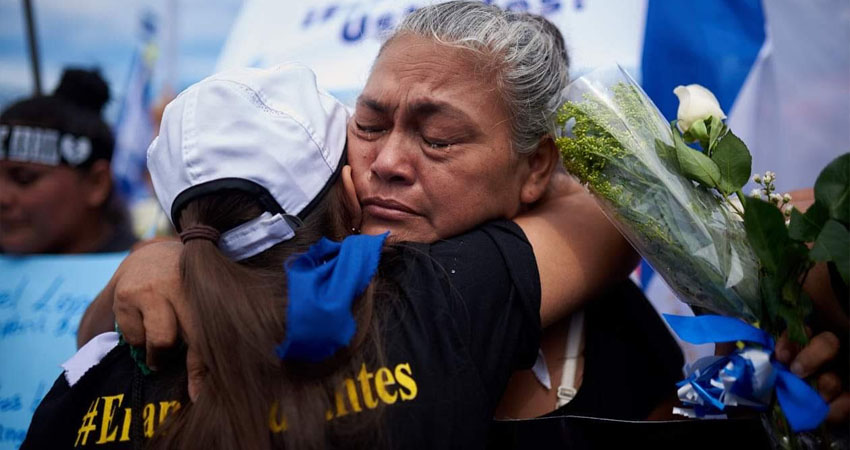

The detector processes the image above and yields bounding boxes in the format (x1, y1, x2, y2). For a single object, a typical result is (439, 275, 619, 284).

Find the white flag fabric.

(728, 0, 850, 192)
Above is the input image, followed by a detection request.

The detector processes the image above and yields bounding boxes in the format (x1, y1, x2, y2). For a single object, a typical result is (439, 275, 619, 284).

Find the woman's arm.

(89, 169, 637, 351)
(76, 238, 183, 349)
(514, 168, 638, 327)
(77, 240, 186, 370)
(76, 276, 117, 348)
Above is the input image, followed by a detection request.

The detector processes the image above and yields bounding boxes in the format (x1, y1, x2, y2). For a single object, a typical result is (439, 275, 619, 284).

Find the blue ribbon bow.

(276, 232, 389, 362)
(664, 314, 829, 432)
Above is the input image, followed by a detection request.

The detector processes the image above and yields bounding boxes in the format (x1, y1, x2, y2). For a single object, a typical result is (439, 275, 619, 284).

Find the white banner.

(215, 0, 647, 103)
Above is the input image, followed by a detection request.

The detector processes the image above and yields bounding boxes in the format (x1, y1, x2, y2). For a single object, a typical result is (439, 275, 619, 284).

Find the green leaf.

(778, 303, 810, 345)
(810, 219, 850, 285)
(654, 139, 679, 170)
(689, 119, 709, 143)
(671, 126, 721, 188)
(781, 241, 811, 279)
(762, 252, 812, 342)
(788, 201, 829, 242)
(711, 131, 752, 194)
(744, 198, 789, 274)
(677, 146, 721, 189)
(671, 121, 721, 188)
(708, 115, 724, 153)
(814, 153, 850, 224)
(759, 271, 784, 329)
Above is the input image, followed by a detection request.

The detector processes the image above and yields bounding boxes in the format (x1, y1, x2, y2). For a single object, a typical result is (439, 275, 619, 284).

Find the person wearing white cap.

(23, 60, 599, 449)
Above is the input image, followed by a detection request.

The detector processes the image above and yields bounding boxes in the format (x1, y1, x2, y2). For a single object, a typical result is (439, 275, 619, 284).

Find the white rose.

(673, 84, 727, 132)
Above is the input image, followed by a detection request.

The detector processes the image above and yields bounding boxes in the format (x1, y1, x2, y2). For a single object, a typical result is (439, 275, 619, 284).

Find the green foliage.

(655, 139, 679, 171)
(672, 123, 721, 188)
(788, 202, 829, 242)
(687, 119, 709, 147)
(744, 198, 790, 274)
(810, 219, 850, 285)
(778, 299, 811, 345)
(556, 74, 847, 360)
(554, 101, 626, 201)
(745, 197, 815, 342)
(555, 82, 761, 322)
(707, 116, 725, 153)
(711, 131, 752, 195)
(814, 153, 849, 223)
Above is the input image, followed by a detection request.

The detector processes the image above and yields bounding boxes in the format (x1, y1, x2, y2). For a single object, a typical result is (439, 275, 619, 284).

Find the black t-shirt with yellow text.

(22, 220, 541, 449)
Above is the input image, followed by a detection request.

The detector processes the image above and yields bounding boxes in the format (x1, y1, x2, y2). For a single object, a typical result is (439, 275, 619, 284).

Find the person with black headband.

(0, 68, 136, 254)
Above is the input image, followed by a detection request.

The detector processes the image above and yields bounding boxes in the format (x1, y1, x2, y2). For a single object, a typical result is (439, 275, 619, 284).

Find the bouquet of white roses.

(552, 65, 849, 449)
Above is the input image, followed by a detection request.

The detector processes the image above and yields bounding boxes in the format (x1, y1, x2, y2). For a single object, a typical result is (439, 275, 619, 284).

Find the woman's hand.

(775, 330, 849, 424)
(110, 241, 186, 369)
(107, 240, 207, 400)
(80, 240, 192, 369)
(77, 238, 179, 348)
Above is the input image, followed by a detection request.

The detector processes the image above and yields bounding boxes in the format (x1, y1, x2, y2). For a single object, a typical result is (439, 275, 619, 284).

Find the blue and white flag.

(637, 0, 849, 366)
(111, 12, 158, 206)
(642, 0, 848, 193)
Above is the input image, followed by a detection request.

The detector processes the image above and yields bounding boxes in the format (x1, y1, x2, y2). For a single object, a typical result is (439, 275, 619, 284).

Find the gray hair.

(382, 1, 570, 155)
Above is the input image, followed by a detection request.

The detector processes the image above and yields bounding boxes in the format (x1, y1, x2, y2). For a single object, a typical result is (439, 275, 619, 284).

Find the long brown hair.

(149, 179, 385, 449)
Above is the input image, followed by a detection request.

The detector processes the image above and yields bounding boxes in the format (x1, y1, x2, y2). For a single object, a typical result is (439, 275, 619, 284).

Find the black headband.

(0, 124, 95, 167)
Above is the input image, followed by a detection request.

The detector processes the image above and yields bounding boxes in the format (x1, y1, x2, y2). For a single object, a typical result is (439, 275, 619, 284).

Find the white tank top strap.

(556, 310, 585, 409)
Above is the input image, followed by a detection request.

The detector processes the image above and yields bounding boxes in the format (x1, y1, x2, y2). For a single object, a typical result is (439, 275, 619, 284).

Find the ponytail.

(150, 184, 385, 450)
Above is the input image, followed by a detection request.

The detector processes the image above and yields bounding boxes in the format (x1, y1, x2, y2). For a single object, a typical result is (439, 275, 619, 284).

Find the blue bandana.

(276, 232, 389, 362)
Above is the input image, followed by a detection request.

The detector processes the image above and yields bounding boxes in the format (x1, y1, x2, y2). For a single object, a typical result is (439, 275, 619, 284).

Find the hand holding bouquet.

(552, 65, 848, 448)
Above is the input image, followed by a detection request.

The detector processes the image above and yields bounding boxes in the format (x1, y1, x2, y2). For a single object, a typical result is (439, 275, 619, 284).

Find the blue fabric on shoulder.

(276, 232, 389, 362)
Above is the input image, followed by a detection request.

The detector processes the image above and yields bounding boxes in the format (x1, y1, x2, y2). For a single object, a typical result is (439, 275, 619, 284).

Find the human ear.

(520, 137, 560, 204)
(82, 160, 113, 208)
(341, 165, 362, 230)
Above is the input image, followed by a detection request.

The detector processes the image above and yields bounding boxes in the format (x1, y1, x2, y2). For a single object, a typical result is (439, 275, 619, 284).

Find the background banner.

(0, 253, 126, 449)
(215, 0, 648, 104)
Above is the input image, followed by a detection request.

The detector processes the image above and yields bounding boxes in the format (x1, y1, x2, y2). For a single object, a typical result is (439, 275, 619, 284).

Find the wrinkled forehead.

(363, 34, 506, 115)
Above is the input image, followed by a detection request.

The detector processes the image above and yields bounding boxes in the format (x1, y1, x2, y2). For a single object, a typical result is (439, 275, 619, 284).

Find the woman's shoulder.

(386, 219, 539, 308)
(430, 219, 532, 256)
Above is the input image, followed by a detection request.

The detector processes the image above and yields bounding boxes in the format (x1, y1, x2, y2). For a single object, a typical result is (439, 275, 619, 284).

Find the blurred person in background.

(0, 68, 136, 254)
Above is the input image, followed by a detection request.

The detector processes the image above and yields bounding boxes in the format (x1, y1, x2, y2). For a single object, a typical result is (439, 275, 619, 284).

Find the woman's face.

(0, 161, 95, 253)
(347, 34, 536, 242)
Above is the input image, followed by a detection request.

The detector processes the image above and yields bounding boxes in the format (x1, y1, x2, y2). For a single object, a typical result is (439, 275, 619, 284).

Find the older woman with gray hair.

(350, 0, 683, 424)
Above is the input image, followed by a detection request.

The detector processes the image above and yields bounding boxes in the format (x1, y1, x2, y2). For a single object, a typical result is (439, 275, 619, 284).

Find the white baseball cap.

(147, 63, 349, 260)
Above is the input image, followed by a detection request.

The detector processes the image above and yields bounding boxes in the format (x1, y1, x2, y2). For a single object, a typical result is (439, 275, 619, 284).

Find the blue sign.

(0, 253, 126, 449)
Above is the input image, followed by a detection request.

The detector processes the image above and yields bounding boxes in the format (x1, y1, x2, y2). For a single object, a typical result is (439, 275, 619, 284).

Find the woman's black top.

(487, 282, 777, 450)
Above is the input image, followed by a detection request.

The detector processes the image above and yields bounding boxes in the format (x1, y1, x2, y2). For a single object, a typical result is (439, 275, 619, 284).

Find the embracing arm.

(77, 240, 185, 358)
(514, 168, 638, 327)
(77, 276, 118, 348)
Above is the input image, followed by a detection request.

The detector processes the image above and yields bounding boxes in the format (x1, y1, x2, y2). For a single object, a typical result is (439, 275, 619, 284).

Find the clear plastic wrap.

(552, 65, 762, 322)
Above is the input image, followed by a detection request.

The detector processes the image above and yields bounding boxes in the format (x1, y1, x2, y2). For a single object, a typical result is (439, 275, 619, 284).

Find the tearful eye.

(355, 122, 387, 137)
(422, 137, 452, 150)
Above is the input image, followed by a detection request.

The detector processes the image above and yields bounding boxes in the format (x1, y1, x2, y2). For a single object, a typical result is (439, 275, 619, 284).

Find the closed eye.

(354, 122, 387, 139)
(422, 137, 452, 150)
